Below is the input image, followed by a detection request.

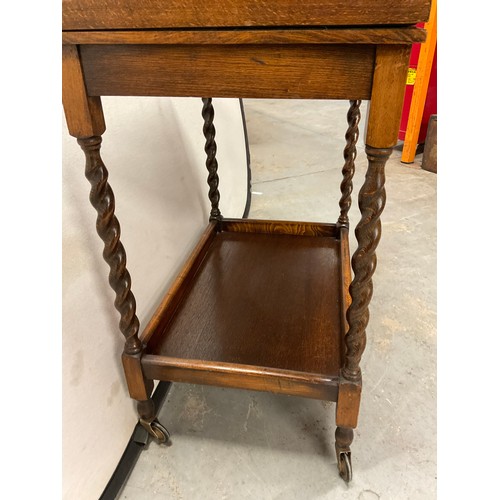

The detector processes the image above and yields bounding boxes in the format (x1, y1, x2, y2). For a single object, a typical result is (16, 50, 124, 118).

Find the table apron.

(79, 43, 376, 100)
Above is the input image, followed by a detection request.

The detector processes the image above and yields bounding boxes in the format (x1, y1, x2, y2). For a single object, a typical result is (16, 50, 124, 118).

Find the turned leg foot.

(335, 426, 353, 483)
(137, 398, 171, 445)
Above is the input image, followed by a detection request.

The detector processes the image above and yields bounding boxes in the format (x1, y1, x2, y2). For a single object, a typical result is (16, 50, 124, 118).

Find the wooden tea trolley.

(62, 0, 431, 482)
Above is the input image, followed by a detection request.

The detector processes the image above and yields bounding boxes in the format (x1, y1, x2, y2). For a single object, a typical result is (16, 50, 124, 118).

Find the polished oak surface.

(62, 27, 427, 45)
(146, 225, 344, 378)
(63, 0, 432, 30)
(80, 44, 375, 100)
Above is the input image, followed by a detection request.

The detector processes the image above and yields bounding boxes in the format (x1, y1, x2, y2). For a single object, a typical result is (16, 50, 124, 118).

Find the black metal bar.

(239, 98, 252, 219)
(99, 381, 173, 499)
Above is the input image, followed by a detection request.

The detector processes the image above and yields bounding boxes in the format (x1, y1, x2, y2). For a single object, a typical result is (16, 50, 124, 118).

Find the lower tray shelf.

(141, 218, 351, 401)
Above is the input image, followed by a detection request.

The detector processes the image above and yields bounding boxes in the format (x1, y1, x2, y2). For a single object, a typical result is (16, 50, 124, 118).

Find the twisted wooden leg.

(338, 99, 362, 227)
(335, 147, 391, 481)
(343, 146, 391, 382)
(201, 98, 222, 221)
(334, 44, 410, 483)
(78, 135, 142, 356)
(78, 136, 169, 443)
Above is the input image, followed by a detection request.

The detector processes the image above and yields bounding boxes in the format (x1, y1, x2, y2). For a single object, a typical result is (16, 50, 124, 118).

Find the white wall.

(62, 97, 248, 499)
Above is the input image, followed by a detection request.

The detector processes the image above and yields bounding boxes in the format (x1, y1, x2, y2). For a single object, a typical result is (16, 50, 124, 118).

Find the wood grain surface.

(79, 44, 375, 99)
(339, 227, 352, 354)
(336, 381, 362, 427)
(122, 352, 153, 400)
(220, 218, 339, 237)
(365, 45, 413, 148)
(62, 0, 432, 30)
(146, 229, 343, 377)
(62, 45, 105, 137)
(62, 27, 427, 45)
(140, 222, 218, 346)
(142, 356, 339, 400)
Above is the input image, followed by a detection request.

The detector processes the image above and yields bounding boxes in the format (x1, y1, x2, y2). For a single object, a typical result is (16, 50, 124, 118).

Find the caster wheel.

(148, 420, 171, 444)
(139, 419, 170, 444)
(338, 452, 352, 483)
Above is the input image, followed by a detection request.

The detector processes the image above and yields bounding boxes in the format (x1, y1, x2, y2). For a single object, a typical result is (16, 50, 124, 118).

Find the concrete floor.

(118, 100, 437, 499)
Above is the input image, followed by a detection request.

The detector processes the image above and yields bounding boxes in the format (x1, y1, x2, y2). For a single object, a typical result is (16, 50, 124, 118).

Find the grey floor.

(118, 100, 437, 500)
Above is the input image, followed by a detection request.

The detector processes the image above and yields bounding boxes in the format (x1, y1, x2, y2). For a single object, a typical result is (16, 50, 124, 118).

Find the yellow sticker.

(406, 68, 417, 85)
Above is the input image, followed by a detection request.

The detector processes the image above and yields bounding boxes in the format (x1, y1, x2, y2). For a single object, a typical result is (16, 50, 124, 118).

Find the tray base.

(141, 219, 349, 400)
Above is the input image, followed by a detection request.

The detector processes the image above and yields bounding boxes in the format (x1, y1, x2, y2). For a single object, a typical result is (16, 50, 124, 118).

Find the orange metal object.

(401, 0, 437, 164)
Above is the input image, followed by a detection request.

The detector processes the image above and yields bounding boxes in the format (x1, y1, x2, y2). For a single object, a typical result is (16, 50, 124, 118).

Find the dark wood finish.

(79, 44, 375, 100)
(201, 98, 222, 221)
(219, 218, 339, 237)
(142, 357, 339, 401)
(139, 220, 347, 399)
(62, 0, 431, 30)
(340, 44, 412, 383)
(338, 227, 352, 348)
(62, 27, 427, 46)
(337, 229, 363, 429)
(140, 222, 218, 346)
(138, 219, 350, 401)
(343, 146, 391, 382)
(137, 399, 156, 421)
(338, 99, 361, 226)
(77, 136, 142, 355)
(335, 425, 354, 480)
(335, 426, 354, 452)
(146, 223, 343, 374)
(62, 45, 105, 138)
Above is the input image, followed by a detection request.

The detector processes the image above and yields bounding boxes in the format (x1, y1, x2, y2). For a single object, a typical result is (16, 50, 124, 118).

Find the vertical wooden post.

(336, 44, 412, 482)
(63, 44, 152, 403)
(201, 98, 223, 221)
(343, 44, 411, 383)
(338, 100, 362, 227)
(62, 45, 105, 138)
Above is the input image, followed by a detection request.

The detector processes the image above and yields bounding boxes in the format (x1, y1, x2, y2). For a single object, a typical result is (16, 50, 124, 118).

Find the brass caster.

(338, 451, 353, 483)
(140, 418, 171, 445)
